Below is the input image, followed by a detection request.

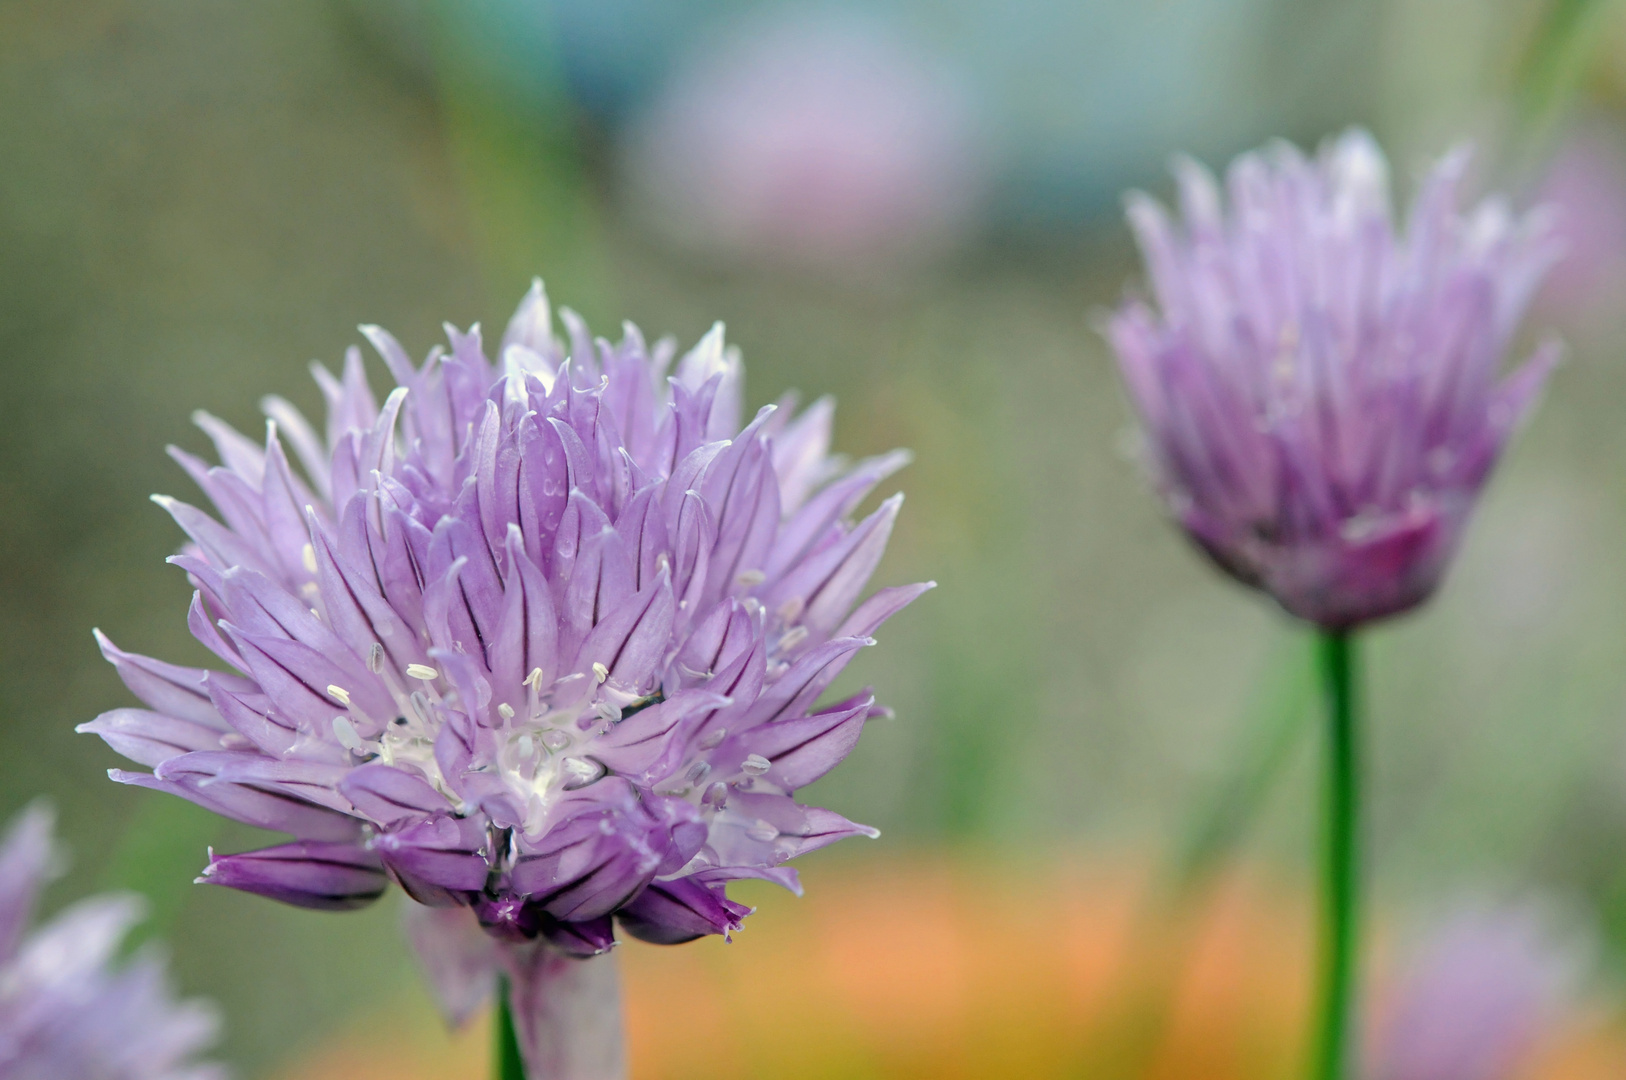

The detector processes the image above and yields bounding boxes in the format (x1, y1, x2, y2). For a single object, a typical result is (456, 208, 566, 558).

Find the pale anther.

(741, 754, 771, 776)
(301, 543, 318, 574)
(331, 715, 362, 753)
(592, 662, 608, 683)
(406, 664, 439, 681)
(326, 685, 352, 707)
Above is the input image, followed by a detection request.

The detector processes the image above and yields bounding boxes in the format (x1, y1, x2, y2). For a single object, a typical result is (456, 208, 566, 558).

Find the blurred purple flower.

(1366, 901, 1582, 1080)
(622, 8, 981, 269)
(81, 281, 926, 1076)
(1534, 128, 1626, 319)
(1108, 131, 1561, 628)
(0, 803, 225, 1080)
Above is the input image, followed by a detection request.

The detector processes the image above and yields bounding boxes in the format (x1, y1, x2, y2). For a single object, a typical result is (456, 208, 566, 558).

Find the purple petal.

(403, 903, 499, 1027)
(77, 708, 228, 768)
(95, 631, 222, 728)
(339, 763, 449, 829)
(617, 877, 751, 945)
(0, 802, 57, 961)
(373, 815, 491, 901)
(115, 759, 362, 841)
(198, 841, 387, 911)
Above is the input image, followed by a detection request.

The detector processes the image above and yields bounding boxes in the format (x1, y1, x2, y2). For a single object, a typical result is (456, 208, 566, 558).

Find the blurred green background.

(8, 0, 1626, 1074)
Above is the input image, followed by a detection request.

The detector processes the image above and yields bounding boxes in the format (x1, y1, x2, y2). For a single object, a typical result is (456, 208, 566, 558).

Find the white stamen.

(592, 662, 609, 683)
(741, 754, 771, 776)
(497, 702, 515, 721)
(326, 684, 352, 707)
(524, 667, 546, 690)
(367, 642, 384, 673)
(685, 761, 711, 786)
(698, 728, 727, 750)
(776, 626, 809, 652)
(776, 597, 805, 625)
(655, 552, 670, 574)
(406, 664, 439, 681)
(301, 543, 318, 574)
(517, 734, 535, 760)
(742, 598, 763, 617)
(594, 699, 622, 724)
(409, 691, 432, 724)
(736, 568, 766, 587)
(703, 781, 728, 808)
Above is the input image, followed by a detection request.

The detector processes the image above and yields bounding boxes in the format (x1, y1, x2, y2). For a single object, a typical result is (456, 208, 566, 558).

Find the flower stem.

(495, 975, 527, 1080)
(1312, 629, 1360, 1080)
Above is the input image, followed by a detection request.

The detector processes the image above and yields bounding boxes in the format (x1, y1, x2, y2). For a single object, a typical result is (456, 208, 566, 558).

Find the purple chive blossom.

(0, 804, 225, 1080)
(1108, 130, 1562, 628)
(1366, 902, 1582, 1080)
(80, 281, 927, 1074)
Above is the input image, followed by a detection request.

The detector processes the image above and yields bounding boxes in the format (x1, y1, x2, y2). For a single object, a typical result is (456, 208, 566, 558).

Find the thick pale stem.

(499, 945, 625, 1080)
(1312, 629, 1360, 1080)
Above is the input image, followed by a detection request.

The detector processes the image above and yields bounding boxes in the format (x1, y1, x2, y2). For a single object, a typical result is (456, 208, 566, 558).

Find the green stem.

(495, 975, 526, 1080)
(1312, 629, 1360, 1080)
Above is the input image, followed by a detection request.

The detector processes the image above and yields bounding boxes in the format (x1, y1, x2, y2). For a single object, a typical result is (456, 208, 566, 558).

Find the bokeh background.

(9, 0, 1626, 1076)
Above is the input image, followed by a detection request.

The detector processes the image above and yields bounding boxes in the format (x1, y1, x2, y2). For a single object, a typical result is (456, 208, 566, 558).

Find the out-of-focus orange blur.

(278, 853, 1626, 1080)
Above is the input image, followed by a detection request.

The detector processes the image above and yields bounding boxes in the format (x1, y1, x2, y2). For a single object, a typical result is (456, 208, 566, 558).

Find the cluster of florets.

(1109, 130, 1561, 628)
(83, 281, 926, 961)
